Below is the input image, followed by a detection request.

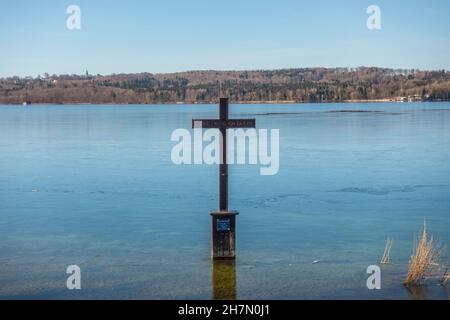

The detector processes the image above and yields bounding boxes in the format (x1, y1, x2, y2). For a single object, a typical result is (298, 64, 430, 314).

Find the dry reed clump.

(404, 222, 438, 286)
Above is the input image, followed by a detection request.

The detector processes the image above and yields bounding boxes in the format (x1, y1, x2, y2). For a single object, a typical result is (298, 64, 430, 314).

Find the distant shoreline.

(2, 99, 449, 106)
(2, 68, 449, 105)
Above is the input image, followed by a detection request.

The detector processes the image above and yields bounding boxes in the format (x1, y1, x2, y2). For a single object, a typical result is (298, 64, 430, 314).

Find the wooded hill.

(1, 67, 450, 104)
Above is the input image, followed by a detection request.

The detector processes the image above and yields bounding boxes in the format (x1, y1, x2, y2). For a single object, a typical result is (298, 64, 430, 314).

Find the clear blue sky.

(1, 0, 449, 77)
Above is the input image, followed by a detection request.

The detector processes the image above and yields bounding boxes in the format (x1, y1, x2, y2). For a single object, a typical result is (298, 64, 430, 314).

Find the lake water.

(0, 102, 449, 300)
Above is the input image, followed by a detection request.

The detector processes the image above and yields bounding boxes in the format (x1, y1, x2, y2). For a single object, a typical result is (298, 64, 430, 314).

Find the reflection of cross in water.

(212, 260, 236, 300)
(192, 98, 255, 259)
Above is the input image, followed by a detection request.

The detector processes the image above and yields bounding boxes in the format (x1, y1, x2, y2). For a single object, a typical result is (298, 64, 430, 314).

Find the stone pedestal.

(210, 211, 238, 259)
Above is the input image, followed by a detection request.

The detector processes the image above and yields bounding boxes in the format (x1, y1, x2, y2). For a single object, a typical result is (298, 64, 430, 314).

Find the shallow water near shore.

(0, 102, 449, 299)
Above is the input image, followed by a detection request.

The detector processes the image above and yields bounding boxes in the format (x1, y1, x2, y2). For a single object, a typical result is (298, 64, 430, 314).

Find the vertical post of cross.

(219, 98, 228, 211)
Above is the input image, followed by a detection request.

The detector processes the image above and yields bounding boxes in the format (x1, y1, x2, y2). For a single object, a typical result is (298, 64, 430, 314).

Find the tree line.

(1, 67, 449, 104)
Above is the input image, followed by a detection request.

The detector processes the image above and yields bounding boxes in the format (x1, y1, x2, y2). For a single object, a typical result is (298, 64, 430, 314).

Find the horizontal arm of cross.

(192, 119, 256, 129)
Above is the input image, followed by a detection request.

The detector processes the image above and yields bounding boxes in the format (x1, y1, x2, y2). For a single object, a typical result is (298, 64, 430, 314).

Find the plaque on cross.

(192, 98, 256, 259)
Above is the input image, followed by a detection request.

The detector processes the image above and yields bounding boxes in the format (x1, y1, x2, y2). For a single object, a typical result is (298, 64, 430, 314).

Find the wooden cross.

(192, 98, 256, 211)
(192, 98, 255, 259)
